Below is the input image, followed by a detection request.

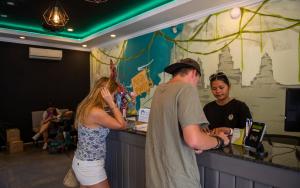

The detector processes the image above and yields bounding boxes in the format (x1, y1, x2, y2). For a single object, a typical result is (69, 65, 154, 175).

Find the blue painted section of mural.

(117, 24, 183, 109)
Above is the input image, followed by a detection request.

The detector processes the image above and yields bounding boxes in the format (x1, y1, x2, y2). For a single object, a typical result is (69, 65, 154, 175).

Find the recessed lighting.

(110, 34, 116, 38)
(0, 14, 8, 18)
(67, 28, 74, 32)
(172, 26, 177, 34)
(19, 36, 26, 40)
(82, 44, 87, 48)
(6, 1, 15, 6)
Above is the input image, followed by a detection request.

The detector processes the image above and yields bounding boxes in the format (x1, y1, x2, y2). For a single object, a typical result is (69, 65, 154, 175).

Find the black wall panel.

(0, 41, 90, 142)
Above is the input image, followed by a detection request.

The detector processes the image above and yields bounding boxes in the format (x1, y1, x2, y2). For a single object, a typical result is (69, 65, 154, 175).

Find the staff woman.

(72, 77, 126, 188)
(203, 72, 252, 135)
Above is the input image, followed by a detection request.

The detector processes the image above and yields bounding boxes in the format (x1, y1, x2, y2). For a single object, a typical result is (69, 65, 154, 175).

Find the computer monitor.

(285, 88, 300, 132)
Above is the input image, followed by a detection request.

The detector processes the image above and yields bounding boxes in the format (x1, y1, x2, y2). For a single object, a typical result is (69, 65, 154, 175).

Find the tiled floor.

(0, 144, 74, 188)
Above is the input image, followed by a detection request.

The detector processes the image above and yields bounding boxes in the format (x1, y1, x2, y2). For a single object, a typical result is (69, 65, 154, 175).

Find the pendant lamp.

(43, 0, 69, 31)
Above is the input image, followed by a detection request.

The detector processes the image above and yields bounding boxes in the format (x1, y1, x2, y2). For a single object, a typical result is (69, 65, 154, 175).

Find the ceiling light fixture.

(230, 7, 241, 19)
(82, 44, 87, 48)
(67, 28, 74, 32)
(110, 34, 116, 38)
(6, 1, 15, 6)
(85, 0, 108, 4)
(172, 26, 177, 34)
(19, 36, 26, 39)
(43, 0, 69, 32)
(0, 14, 8, 18)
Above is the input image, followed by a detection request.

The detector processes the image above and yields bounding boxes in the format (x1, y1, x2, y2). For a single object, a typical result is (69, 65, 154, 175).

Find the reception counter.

(105, 129, 300, 188)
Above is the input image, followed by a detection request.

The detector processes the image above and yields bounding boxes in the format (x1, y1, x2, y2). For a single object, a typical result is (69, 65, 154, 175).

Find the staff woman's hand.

(212, 127, 232, 136)
(100, 87, 115, 107)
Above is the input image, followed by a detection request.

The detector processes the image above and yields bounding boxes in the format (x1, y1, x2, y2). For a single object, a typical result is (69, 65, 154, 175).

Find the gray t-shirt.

(145, 82, 203, 188)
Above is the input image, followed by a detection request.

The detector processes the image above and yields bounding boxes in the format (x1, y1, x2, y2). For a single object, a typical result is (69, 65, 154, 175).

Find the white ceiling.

(0, 0, 262, 51)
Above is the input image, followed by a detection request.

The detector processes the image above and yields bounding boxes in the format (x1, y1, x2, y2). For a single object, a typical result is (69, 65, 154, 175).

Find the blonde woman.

(72, 77, 126, 188)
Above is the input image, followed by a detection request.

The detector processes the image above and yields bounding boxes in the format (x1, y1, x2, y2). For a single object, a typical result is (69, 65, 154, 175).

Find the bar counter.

(105, 129, 300, 188)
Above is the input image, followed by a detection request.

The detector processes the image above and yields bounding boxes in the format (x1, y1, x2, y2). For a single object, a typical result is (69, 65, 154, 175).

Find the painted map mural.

(91, 0, 300, 136)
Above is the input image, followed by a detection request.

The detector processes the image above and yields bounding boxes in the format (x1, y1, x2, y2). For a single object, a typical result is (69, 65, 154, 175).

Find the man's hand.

(216, 132, 230, 146)
(200, 127, 210, 134)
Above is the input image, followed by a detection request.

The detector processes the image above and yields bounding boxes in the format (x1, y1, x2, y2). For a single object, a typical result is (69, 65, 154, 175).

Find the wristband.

(218, 136, 225, 148)
(212, 135, 225, 149)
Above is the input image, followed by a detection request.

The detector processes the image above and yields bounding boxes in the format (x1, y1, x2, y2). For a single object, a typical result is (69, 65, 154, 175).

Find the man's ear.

(191, 69, 197, 77)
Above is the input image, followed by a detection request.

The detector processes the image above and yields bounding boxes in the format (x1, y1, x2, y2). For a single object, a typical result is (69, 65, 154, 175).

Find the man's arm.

(182, 124, 229, 151)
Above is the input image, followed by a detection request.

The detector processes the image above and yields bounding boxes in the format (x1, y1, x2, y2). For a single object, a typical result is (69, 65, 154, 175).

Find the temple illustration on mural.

(197, 46, 286, 134)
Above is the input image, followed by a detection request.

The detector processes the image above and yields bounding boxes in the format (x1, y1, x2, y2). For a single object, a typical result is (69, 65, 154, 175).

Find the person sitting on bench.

(32, 106, 61, 150)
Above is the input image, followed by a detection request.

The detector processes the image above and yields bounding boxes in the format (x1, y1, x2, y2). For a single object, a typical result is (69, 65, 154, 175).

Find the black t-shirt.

(203, 99, 252, 129)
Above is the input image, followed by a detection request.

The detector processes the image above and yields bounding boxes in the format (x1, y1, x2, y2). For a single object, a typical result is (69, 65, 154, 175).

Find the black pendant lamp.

(43, 0, 69, 31)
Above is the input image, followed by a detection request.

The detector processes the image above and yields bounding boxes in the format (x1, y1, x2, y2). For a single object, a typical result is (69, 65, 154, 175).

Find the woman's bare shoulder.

(90, 106, 105, 114)
(84, 107, 107, 127)
(89, 107, 110, 120)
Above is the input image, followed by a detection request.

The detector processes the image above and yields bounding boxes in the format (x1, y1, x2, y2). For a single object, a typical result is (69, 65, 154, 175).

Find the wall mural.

(90, 0, 300, 136)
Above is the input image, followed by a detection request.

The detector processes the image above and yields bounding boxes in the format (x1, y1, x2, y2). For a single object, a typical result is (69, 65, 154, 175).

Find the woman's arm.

(92, 87, 126, 129)
(41, 111, 52, 124)
(55, 108, 62, 118)
(89, 107, 126, 130)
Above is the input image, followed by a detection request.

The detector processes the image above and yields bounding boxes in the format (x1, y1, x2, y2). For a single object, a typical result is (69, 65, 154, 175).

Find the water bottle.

(244, 118, 252, 145)
(245, 118, 252, 137)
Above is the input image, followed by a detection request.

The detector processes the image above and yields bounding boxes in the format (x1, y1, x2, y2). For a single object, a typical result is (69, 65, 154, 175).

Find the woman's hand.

(212, 127, 231, 136)
(100, 87, 115, 108)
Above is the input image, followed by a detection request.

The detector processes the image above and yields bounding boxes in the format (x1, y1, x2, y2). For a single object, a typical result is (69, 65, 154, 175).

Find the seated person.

(203, 72, 252, 135)
(32, 106, 61, 150)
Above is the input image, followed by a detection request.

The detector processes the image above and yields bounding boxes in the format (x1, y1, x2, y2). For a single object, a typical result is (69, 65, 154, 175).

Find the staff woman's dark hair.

(209, 72, 230, 86)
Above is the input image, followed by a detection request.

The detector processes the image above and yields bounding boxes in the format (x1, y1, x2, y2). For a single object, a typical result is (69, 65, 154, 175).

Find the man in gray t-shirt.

(145, 58, 229, 188)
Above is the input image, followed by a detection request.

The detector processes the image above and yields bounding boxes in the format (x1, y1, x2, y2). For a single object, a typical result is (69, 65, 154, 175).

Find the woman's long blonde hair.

(75, 77, 118, 129)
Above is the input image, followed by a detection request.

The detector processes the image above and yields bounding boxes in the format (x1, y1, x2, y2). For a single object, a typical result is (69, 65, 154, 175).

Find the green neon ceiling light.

(80, 0, 175, 38)
(0, 21, 81, 39)
(0, 0, 175, 40)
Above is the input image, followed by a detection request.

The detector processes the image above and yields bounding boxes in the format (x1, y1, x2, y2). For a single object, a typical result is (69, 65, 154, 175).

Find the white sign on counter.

(138, 108, 150, 123)
(135, 123, 148, 132)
